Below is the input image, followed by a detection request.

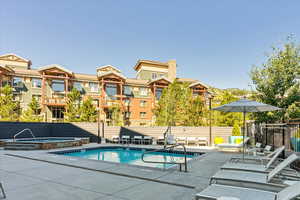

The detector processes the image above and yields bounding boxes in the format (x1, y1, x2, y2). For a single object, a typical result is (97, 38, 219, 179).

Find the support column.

(41, 72, 47, 121)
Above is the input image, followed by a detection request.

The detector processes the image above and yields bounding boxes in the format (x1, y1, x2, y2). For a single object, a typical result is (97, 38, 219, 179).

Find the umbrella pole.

(243, 111, 246, 160)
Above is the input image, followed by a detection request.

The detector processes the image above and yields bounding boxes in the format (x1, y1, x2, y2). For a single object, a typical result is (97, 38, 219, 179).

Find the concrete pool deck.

(0, 143, 236, 200)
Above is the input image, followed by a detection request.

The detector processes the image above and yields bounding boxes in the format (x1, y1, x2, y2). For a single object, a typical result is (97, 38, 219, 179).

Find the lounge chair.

(195, 181, 300, 200)
(246, 142, 262, 155)
(197, 137, 208, 146)
(210, 154, 300, 192)
(120, 135, 130, 144)
(143, 136, 152, 145)
(133, 136, 143, 144)
(225, 146, 285, 172)
(111, 135, 119, 143)
(156, 136, 165, 145)
(216, 137, 250, 152)
(186, 137, 198, 145)
(176, 136, 187, 145)
(230, 146, 285, 165)
(167, 135, 176, 145)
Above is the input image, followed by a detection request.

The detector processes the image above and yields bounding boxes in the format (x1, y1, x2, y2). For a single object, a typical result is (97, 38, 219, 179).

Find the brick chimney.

(167, 60, 176, 82)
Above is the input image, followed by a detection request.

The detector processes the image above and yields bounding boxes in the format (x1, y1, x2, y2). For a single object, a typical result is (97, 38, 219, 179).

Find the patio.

(0, 143, 235, 200)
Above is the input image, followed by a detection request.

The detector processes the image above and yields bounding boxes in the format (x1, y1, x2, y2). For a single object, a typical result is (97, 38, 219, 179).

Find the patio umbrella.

(211, 98, 281, 159)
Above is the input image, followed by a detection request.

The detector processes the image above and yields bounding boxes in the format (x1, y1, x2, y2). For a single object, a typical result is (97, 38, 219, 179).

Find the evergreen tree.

(20, 97, 42, 122)
(251, 39, 300, 122)
(80, 97, 97, 122)
(65, 88, 81, 122)
(0, 85, 19, 121)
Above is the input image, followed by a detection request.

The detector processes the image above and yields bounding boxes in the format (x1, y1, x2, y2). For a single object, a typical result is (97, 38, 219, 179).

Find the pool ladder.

(141, 144, 188, 172)
(13, 128, 35, 142)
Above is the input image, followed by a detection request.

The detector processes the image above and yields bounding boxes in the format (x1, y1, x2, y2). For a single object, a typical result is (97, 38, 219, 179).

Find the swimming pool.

(55, 147, 202, 169)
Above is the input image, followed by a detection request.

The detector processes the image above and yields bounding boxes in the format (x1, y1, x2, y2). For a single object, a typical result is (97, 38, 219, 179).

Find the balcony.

(44, 97, 66, 106)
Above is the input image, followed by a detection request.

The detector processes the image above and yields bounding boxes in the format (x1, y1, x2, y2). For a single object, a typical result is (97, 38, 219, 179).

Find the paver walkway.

(0, 144, 235, 200)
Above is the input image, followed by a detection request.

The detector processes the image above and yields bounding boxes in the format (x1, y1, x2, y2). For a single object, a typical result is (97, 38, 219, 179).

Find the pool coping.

(49, 145, 204, 171)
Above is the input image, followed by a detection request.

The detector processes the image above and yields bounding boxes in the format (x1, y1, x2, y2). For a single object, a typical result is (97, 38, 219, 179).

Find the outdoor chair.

(120, 135, 131, 144)
(143, 136, 152, 145)
(198, 137, 208, 146)
(246, 142, 262, 155)
(196, 181, 300, 200)
(167, 135, 176, 145)
(210, 154, 300, 192)
(111, 135, 120, 143)
(156, 136, 165, 145)
(186, 137, 198, 146)
(256, 145, 273, 156)
(176, 136, 187, 145)
(133, 136, 143, 144)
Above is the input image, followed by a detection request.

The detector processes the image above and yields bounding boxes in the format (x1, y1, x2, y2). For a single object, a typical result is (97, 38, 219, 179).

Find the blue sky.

(1, 1, 300, 89)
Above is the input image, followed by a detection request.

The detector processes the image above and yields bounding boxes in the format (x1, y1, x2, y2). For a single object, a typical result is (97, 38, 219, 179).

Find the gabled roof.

(0, 64, 14, 73)
(134, 60, 169, 71)
(189, 81, 209, 89)
(38, 64, 73, 75)
(148, 76, 171, 85)
(96, 65, 121, 73)
(0, 53, 30, 63)
(97, 71, 126, 80)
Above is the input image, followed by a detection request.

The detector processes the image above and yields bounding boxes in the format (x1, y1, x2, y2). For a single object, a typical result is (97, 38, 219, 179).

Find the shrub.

(232, 121, 241, 136)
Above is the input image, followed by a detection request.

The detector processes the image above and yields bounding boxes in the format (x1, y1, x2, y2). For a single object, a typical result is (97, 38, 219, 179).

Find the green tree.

(109, 104, 123, 126)
(80, 97, 97, 122)
(154, 80, 194, 126)
(65, 88, 81, 122)
(20, 97, 42, 122)
(250, 39, 300, 122)
(0, 85, 19, 121)
(187, 96, 207, 126)
(232, 121, 241, 136)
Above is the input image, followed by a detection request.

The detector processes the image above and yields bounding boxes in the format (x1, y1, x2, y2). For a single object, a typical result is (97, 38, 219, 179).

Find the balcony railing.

(44, 97, 66, 106)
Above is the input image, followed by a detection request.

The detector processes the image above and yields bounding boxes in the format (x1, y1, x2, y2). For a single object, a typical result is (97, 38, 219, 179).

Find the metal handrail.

(13, 128, 35, 142)
(141, 144, 188, 172)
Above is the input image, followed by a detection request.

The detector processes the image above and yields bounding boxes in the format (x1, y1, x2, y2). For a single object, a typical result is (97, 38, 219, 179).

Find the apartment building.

(0, 53, 210, 126)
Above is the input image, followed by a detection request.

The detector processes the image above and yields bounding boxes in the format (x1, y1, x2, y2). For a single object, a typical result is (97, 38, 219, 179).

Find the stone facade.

(0, 54, 210, 126)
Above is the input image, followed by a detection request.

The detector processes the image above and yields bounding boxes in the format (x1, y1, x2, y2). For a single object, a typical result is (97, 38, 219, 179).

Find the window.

(13, 77, 23, 88)
(193, 91, 199, 97)
(140, 100, 147, 107)
(124, 99, 131, 106)
(123, 86, 132, 96)
(140, 123, 147, 126)
(159, 74, 164, 77)
(124, 111, 131, 119)
(51, 107, 65, 120)
(2, 80, 11, 87)
(89, 82, 99, 92)
(32, 78, 42, 88)
(155, 88, 163, 99)
(105, 83, 117, 99)
(92, 99, 99, 107)
(52, 80, 65, 92)
(73, 82, 83, 92)
(152, 73, 157, 80)
(140, 112, 146, 119)
(139, 87, 148, 96)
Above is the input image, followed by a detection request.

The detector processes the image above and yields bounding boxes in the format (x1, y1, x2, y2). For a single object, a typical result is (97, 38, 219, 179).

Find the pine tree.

(80, 97, 97, 122)
(65, 88, 81, 122)
(0, 85, 20, 121)
(20, 97, 42, 122)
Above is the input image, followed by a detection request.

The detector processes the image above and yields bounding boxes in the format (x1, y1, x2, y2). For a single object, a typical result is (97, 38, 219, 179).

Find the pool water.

(61, 148, 198, 169)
